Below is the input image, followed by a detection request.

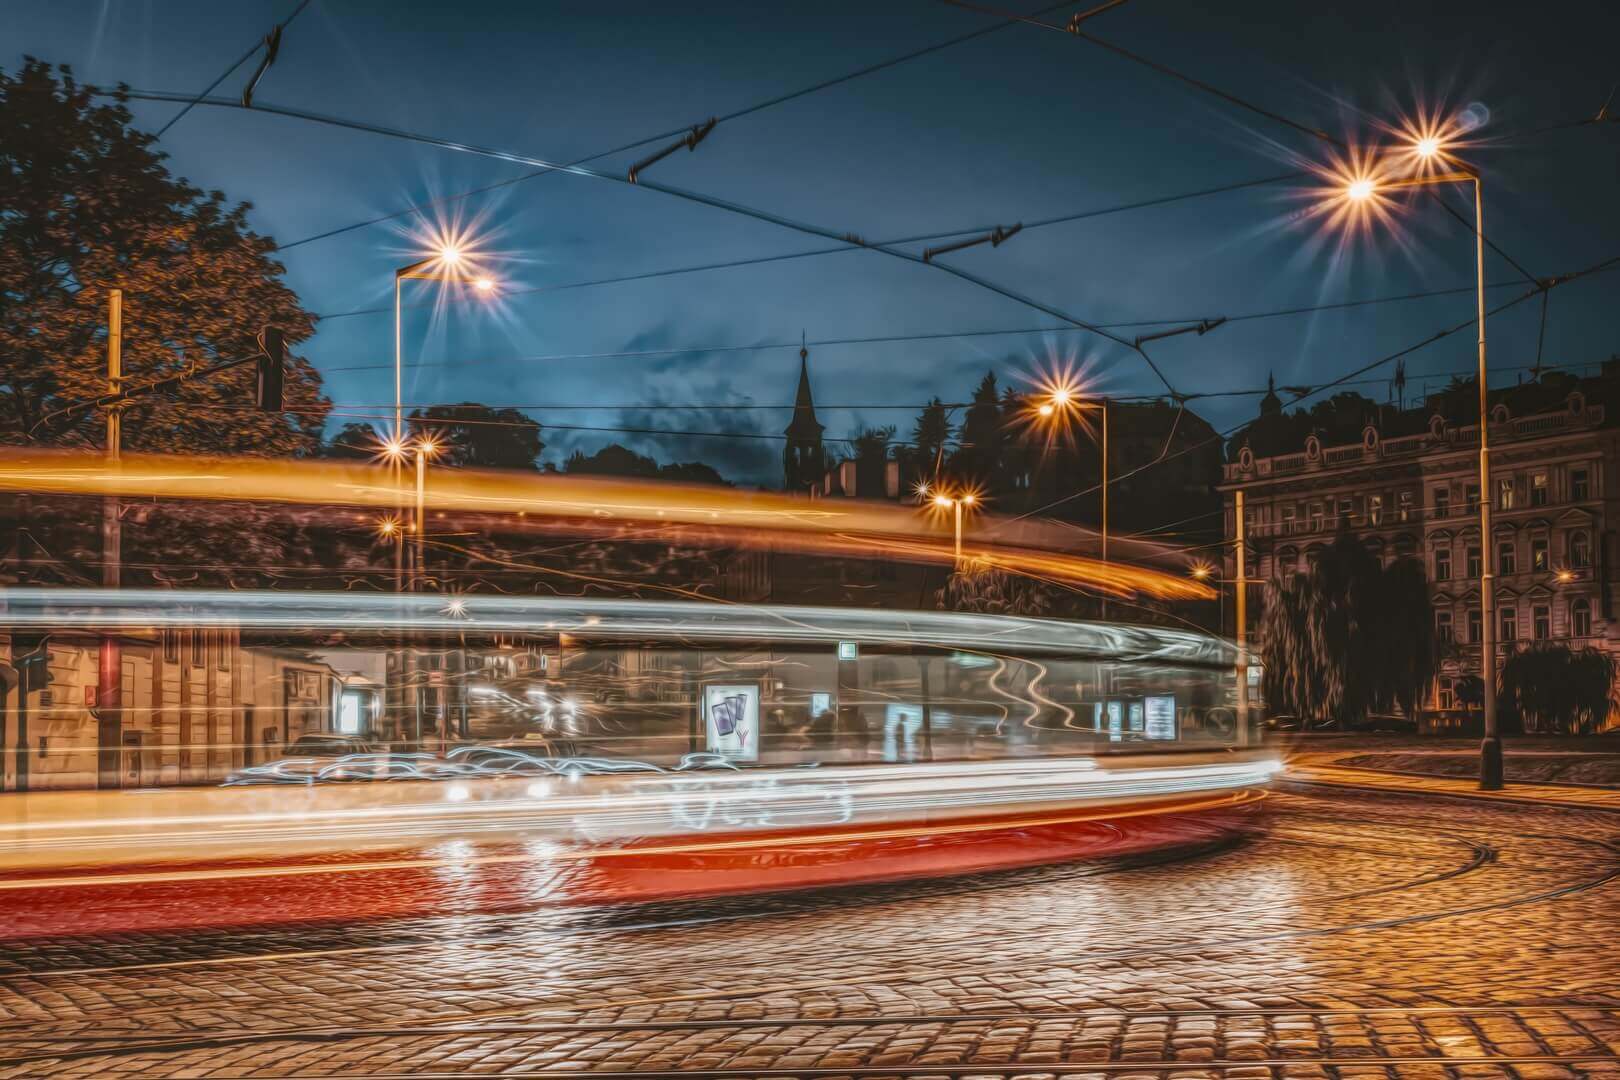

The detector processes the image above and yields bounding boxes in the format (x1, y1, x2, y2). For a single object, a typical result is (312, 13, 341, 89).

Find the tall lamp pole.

(1345, 162, 1499, 789)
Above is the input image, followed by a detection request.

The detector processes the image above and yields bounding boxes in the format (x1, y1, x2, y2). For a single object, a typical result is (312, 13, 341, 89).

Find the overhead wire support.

(1133, 316, 1226, 348)
(155, 0, 311, 137)
(628, 118, 717, 184)
(240, 23, 285, 108)
(923, 223, 1022, 262)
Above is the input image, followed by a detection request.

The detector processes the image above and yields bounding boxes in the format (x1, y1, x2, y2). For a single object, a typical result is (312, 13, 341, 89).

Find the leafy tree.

(1259, 534, 1436, 726)
(1499, 644, 1616, 734)
(0, 58, 326, 453)
(564, 443, 659, 477)
(407, 403, 543, 469)
(936, 565, 1054, 618)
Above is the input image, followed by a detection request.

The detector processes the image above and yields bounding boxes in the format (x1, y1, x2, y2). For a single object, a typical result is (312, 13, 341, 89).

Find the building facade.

(1220, 373, 1619, 728)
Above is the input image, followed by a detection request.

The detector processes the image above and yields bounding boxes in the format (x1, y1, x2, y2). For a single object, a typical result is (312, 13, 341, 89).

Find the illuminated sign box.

(702, 683, 760, 762)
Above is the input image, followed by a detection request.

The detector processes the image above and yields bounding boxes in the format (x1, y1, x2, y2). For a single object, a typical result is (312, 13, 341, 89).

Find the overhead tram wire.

(154, 0, 313, 138)
(110, 90, 1181, 396)
(271, 0, 1086, 253)
(318, 274, 1533, 375)
(932, 0, 1542, 287)
(312, 169, 1303, 323)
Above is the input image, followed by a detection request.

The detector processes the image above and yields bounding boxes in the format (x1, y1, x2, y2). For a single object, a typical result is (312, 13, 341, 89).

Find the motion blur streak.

(0, 447, 1213, 599)
(0, 754, 1279, 874)
(0, 588, 1237, 665)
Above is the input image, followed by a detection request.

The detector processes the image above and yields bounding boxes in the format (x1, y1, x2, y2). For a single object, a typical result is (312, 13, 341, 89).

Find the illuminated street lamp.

(380, 434, 442, 592)
(1031, 380, 1108, 563)
(1323, 125, 1502, 788)
(929, 490, 977, 566)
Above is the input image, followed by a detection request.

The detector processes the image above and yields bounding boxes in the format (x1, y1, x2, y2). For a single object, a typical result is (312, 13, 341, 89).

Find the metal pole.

(1235, 488, 1249, 744)
(393, 276, 406, 595)
(1100, 401, 1108, 564)
(98, 290, 123, 789)
(953, 500, 963, 566)
(1474, 177, 1503, 790)
(414, 449, 426, 592)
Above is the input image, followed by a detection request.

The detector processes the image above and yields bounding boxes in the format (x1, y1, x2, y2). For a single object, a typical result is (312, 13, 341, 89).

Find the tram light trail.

(0, 447, 1214, 600)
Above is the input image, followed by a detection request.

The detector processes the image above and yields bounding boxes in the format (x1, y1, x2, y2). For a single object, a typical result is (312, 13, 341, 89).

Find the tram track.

(2, 822, 1611, 1069)
(3, 1003, 1618, 1071)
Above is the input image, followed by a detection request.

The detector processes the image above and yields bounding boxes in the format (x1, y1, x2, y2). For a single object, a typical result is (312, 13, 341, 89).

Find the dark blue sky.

(11, 0, 1620, 485)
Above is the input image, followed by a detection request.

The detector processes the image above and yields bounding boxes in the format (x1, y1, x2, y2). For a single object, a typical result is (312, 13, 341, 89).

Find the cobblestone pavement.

(1, 783, 1617, 1079)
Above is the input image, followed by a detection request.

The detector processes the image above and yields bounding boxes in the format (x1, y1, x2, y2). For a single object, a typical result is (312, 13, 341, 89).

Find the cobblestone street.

(0, 782, 1616, 1078)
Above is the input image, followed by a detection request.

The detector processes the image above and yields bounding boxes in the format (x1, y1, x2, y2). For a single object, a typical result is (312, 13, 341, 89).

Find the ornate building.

(1220, 368, 1620, 728)
(782, 338, 826, 493)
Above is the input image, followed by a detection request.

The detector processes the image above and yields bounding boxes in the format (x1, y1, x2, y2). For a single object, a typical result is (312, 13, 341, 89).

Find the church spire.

(783, 332, 826, 491)
(1260, 370, 1282, 417)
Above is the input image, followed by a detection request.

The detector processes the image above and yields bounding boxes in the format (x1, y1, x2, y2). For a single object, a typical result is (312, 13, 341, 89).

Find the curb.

(1280, 772, 1620, 814)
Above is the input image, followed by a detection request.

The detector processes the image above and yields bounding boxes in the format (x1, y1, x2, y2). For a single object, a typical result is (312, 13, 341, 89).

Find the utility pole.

(1234, 488, 1249, 745)
(97, 289, 123, 789)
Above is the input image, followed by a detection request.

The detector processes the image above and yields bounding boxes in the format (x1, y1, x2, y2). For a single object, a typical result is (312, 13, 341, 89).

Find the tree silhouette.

(407, 403, 543, 469)
(1499, 645, 1616, 734)
(0, 58, 327, 453)
(909, 398, 952, 479)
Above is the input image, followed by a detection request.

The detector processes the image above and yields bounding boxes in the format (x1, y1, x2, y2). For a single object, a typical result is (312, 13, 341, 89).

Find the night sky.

(10, 0, 1619, 486)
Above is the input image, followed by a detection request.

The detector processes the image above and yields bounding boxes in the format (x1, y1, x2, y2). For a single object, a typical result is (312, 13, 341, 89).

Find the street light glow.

(1345, 177, 1376, 201)
(472, 277, 496, 293)
(1414, 136, 1441, 160)
(933, 494, 953, 509)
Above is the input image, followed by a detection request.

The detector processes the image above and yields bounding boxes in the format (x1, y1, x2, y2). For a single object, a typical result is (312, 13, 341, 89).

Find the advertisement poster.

(1128, 701, 1145, 733)
(1144, 695, 1177, 740)
(1105, 700, 1123, 741)
(703, 683, 760, 762)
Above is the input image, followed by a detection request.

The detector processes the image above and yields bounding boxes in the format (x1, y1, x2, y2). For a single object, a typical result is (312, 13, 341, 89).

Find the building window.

(1368, 494, 1383, 525)
(1397, 491, 1414, 522)
(1466, 546, 1482, 578)
(1433, 488, 1450, 519)
(1497, 477, 1514, 510)
(1571, 468, 1591, 501)
(1434, 548, 1452, 581)
(1573, 599, 1592, 638)
(190, 630, 204, 668)
(1435, 610, 1453, 644)
(1467, 609, 1483, 643)
(1499, 607, 1517, 642)
(1336, 497, 1353, 523)
(217, 630, 231, 672)
(1530, 472, 1549, 506)
(1437, 676, 1455, 710)
(1282, 505, 1297, 531)
(1571, 530, 1592, 568)
(163, 630, 179, 664)
(1496, 540, 1516, 575)
(1466, 484, 1481, 514)
(1531, 537, 1549, 571)
(1533, 605, 1550, 640)
(1310, 503, 1324, 532)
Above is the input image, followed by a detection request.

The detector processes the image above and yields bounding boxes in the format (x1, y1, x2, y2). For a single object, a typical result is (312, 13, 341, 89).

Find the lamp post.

(925, 489, 977, 566)
(1336, 137, 1500, 789)
(1036, 388, 1107, 562)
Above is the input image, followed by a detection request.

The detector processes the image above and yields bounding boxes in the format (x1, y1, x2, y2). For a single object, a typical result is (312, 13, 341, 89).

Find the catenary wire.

(154, 0, 313, 137)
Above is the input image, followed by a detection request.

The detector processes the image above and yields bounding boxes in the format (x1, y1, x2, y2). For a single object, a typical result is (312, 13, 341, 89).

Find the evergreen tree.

(909, 397, 952, 477)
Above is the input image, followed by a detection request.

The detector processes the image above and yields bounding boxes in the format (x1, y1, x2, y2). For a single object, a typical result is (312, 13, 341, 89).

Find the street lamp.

(926, 489, 977, 566)
(380, 434, 442, 592)
(1030, 381, 1108, 563)
(1324, 128, 1501, 789)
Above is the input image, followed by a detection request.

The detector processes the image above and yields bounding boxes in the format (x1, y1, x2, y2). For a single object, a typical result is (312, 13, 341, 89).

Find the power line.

(272, 0, 1083, 253)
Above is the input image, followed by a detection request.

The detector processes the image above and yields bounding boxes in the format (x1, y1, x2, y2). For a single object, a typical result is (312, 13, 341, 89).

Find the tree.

(951, 371, 1006, 482)
(325, 422, 382, 459)
(1259, 534, 1437, 727)
(407, 403, 543, 469)
(1, 59, 327, 454)
(1499, 644, 1616, 734)
(909, 398, 952, 478)
(936, 566, 1054, 618)
(564, 443, 660, 477)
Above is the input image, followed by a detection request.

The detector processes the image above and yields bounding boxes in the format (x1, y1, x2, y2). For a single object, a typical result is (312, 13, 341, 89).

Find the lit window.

(1530, 472, 1549, 506)
(1531, 537, 1549, 571)
(1497, 478, 1514, 510)
(1397, 491, 1414, 522)
(1533, 606, 1550, 640)
(1368, 494, 1383, 525)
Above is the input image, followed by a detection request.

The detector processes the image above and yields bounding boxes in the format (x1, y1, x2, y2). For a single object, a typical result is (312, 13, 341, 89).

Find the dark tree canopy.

(563, 443, 729, 485)
(407, 403, 544, 469)
(325, 422, 382, 459)
(1499, 645, 1616, 735)
(0, 58, 327, 454)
